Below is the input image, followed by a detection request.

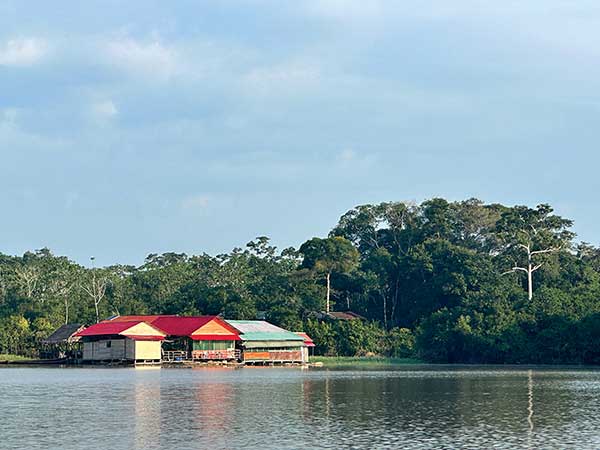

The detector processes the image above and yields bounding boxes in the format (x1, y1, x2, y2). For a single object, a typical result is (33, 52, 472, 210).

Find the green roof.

(226, 320, 304, 342)
(243, 340, 303, 349)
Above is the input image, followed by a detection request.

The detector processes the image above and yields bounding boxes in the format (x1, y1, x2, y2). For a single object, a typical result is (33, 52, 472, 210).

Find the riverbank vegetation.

(1, 198, 599, 364)
(0, 354, 34, 362)
(310, 356, 423, 366)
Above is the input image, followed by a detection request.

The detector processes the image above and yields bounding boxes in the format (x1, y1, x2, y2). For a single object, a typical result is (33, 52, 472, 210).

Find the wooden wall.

(82, 338, 161, 361)
(135, 340, 161, 360)
(243, 349, 303, 362)
(83, 339, 127, 360)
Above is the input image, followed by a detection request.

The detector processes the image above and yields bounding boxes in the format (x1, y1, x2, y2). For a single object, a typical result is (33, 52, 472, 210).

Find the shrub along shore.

(310, 356, 423, 366)
(1, 198, 599, 364)
(0, 354, 34, 363)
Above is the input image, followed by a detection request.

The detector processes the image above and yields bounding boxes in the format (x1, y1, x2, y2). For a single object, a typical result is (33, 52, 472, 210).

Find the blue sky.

(2, 1, 600, 266)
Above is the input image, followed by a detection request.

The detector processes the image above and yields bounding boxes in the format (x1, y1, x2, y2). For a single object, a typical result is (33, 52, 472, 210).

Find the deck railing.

(191, 349, 240, 361)
(162, 350, 190, 362)
(162, 349, 240, 362)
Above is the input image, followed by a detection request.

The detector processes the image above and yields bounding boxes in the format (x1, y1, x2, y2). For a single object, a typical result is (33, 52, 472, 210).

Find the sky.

(2, 0, 600, 266)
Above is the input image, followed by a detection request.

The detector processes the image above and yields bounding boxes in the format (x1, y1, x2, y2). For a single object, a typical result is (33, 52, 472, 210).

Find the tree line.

(1, 198, 599, 363)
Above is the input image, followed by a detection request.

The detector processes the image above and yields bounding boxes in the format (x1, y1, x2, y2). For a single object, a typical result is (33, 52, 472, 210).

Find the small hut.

(324, 311, 365, 321)
(75, 321, 166, 364)
(295, 332, 315, 364)
(40, 323, 85, 360)
(226, 320, 305, 364)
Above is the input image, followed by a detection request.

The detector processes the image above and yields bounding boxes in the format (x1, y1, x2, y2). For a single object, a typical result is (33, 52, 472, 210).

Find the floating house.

(72, 315, 311, 366)
(226, 320, 307, 364)
(295, 332, 315, 363)
(75, 321, 166, 364)
(107, 315, 241, 362)
(40, 323, 86, 359)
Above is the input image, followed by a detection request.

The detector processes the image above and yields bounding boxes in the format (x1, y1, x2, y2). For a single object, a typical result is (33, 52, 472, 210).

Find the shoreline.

(3, 354, 600, 369)
(309, 356, 424, 366)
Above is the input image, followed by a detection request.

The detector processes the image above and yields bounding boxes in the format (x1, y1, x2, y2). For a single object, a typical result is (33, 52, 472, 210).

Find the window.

(193, 340, 232, 351)
(106, 341, 112, 348)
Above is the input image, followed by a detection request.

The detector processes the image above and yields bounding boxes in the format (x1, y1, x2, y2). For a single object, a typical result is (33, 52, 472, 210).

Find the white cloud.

(91, 100, 118, 119)
(1, 108, 18, 124)
(64, 192, 80, 209)
(181, 194, 211, 212)
(0, 38, 48, 67)
(105, 37, 180, 80)
(243, 63, 320, 94)
(337, 148, 357, 162)
(335, 148, 377, 169)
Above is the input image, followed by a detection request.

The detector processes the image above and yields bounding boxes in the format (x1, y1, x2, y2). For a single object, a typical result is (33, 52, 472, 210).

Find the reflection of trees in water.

(528, 370, 534, 431)
(133, 368, 161, 450)
(527, 370, 534, 449)
(298, 370, 579, 445)
(129, 369, 589, 448)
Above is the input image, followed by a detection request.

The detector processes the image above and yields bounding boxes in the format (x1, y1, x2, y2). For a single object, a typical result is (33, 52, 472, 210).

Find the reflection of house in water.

(193, 368, 234, 441)
(133, 368, 162, 450)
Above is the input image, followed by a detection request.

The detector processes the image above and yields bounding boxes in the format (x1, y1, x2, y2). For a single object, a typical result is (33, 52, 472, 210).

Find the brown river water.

(1, 365, 599, 449)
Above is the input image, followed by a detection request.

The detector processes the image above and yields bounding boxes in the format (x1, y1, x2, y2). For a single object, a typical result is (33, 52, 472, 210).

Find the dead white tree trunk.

(326, 271, 331, 313)
(16, 267, 39, 300)
(82, 270, 108, 323)
(503, 244, 558, 300)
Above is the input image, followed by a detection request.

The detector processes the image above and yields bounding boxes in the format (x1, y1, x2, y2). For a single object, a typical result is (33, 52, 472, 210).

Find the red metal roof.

(104, 315, 178, 323)
(75, 321, 166, 339)
(151, 316, 216, 336)
(76, 321, 142, 337)
(103, 315, 241, 339)
(295, 332, 315, 347)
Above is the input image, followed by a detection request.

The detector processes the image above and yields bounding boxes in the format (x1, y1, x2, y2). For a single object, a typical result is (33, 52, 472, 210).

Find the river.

(1, 366, 599, 449)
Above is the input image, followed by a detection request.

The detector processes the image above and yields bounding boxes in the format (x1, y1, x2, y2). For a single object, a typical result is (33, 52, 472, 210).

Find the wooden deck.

(162, 349, 241, 363)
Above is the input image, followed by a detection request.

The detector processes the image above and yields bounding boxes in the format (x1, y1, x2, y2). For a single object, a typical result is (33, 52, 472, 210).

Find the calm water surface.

(1, 365, 599, 449)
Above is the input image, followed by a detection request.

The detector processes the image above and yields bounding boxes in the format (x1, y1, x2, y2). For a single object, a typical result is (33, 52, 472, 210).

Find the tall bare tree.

(497, 204, 574, 300)
(82, 260, 110, 323)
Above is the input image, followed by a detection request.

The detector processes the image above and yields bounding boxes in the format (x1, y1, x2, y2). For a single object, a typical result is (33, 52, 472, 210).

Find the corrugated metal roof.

(295, 332, 315, 347)
(75, 321, 165, 338)
(226, 320, 304, 341)
(327, 311, 365, 320)
(151, 316, 215, 336)
(243, 340, 304, 349)
(106, 315, 240, 338)
(41, 324, 85, 344)
(105, 315, 178, 323)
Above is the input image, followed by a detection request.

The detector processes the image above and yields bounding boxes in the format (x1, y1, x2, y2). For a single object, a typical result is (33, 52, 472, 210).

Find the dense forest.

(1, 198, 599, 364)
